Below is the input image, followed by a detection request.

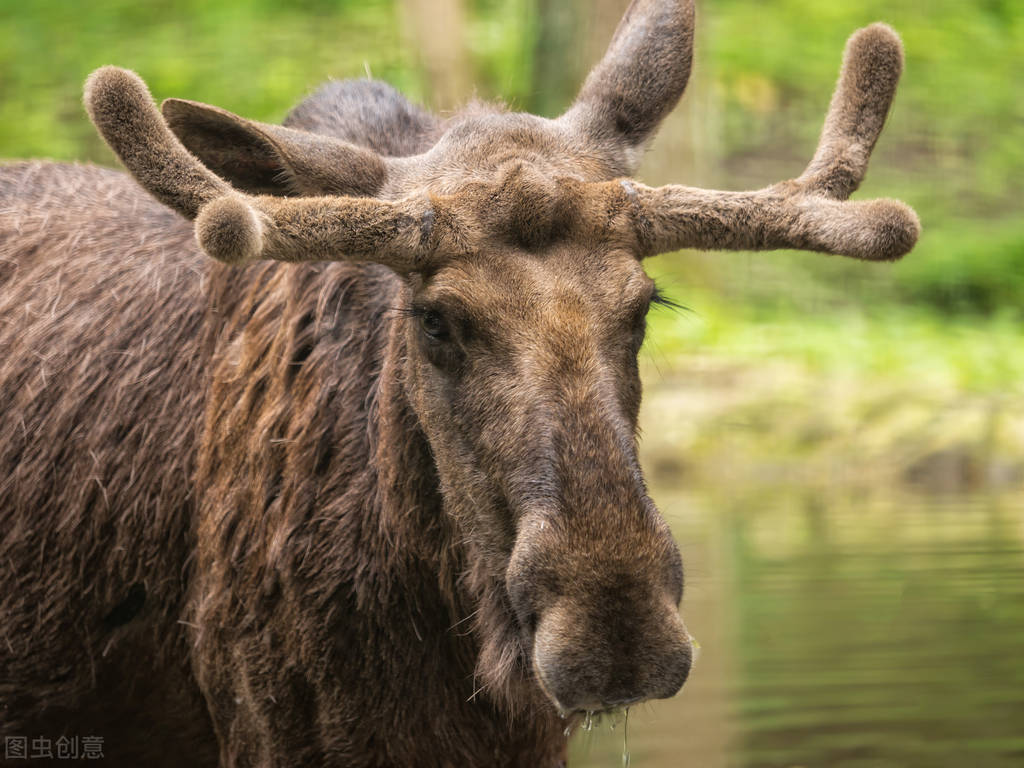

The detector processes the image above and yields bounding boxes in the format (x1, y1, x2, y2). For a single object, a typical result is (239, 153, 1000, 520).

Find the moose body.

(0, 2, 918, 766)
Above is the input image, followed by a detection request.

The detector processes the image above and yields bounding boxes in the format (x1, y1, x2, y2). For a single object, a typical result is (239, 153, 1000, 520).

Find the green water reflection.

(570, 488, 1024, 768)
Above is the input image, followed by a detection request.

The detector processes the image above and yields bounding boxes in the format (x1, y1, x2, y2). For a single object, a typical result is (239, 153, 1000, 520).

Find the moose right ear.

(161, 99, 388, 197)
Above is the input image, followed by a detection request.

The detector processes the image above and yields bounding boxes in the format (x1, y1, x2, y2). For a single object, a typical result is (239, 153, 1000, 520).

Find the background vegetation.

(3, 3, 1022, 766)
(4, 0, 1019, 486)
(2, 0, 1021, 309)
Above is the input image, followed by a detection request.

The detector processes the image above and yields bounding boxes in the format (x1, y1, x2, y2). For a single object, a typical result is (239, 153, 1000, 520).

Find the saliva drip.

(689, 633, 702, 666)
(561, 706, 629, 766)
(618, 708, 626, 768)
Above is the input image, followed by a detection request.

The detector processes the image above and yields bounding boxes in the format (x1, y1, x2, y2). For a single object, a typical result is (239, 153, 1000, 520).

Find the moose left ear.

(161, 98, 388, 197)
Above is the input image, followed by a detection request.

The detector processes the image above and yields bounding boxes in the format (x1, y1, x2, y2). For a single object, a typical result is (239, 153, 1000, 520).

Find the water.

(570, 487, 1024, 767)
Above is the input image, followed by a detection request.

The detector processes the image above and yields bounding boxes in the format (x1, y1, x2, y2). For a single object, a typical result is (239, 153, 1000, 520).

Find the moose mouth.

(526, 619, 698, 720)
(531, 647, 642, 718)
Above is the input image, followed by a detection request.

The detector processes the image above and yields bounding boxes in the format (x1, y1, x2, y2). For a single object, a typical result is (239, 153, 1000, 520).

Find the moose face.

(401, 230, 691, 713)
(84, 0, 917, 721)
(387, 119, 697, 712)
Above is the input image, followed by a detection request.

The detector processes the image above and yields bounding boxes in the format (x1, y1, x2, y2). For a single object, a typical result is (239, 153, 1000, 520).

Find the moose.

(0, 0, 918, 765)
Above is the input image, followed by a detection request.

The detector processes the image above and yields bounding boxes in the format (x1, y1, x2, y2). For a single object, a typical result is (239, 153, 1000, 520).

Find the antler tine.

(561, 0, 696, 175)
(84, 67, 446, 271)
(799, 23, 905, 199)
(618, 24, 919, 262)
(84, 67, 231, 219)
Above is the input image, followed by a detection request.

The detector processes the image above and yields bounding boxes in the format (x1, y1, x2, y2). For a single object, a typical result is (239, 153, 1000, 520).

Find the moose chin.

(0, 0, 916, 765)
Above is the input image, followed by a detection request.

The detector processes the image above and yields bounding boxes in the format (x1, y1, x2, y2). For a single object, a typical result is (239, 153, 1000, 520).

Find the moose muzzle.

(507, 512, 692, 714)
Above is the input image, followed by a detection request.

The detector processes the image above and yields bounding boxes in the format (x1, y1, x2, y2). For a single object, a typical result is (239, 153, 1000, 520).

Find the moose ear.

(560, 0, 695, 173)
(161, 99, 387, 197)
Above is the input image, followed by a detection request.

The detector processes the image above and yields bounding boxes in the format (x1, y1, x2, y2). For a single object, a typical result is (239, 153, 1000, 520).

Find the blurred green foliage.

(643, 283, 1024, 396)
(0, 0, 1021, 324)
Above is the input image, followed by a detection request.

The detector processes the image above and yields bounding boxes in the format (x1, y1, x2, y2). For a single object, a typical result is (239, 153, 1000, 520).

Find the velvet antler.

(613, 23, 920, 261)
(84, 67, 446, 270)
(560, 0, 696, 175)
(84, 16, 917, 269)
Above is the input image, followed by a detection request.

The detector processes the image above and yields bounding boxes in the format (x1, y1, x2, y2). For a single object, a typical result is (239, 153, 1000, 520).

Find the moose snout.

(507, 525, 692, 714)
(531, 593, 692, 714)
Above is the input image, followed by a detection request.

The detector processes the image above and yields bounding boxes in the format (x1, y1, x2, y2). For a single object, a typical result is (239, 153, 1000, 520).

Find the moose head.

(84, 0, 917, 719)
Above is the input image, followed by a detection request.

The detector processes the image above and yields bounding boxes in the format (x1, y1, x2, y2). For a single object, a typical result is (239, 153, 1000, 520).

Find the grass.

(643, 280, 1024, 396)
(636, 274, 1024, 490)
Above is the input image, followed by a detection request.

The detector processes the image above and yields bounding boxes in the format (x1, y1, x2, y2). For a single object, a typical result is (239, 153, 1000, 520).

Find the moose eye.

(420, 309, 448, 340)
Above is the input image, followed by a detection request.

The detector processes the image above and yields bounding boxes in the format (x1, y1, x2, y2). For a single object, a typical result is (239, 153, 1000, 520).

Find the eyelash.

(393, 306, 426, 319)
(394, 305, 450, 341)
(649, 284, 686, 312)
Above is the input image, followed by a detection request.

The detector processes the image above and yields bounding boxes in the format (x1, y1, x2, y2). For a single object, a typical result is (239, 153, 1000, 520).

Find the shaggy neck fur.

(192, 258, 564, 766)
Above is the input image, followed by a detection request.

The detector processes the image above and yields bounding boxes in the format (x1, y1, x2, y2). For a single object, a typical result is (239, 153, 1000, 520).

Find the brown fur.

(0, 3, 918, 766)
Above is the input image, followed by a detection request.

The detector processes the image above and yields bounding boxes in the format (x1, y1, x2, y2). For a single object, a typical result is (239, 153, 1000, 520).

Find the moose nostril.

(532, 606, 692, 714)
(515, 608, 538, 640)
(525, 611, 538, 636)
(652, 635, 692, 699)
